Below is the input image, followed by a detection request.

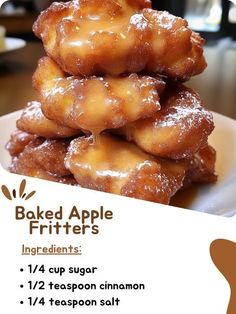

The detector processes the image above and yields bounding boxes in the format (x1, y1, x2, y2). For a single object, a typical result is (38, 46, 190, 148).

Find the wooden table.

(0, 41, 236, 119)
(0, 41, 44, 116)
(187, 43, 236, 120)
(0, 14, 37, 35)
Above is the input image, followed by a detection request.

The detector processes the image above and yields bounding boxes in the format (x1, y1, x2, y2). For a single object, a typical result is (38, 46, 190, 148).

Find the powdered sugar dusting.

(129, 13, 148, 30)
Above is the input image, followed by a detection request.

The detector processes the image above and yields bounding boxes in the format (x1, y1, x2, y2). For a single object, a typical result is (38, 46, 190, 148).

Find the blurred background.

(0, 0, 236, 118)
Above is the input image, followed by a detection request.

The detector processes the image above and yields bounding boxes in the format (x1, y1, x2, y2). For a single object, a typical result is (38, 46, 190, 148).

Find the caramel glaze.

(33, 56, 165, 135)
(116, 82, 214, 159)
(171, 145, 217, 208)
(9, 136, 77, 185)
(33, 0, 206, 80)
(6, 129, 36, 157)
(6, 132, 216, 203)
(17, 101, 81, 139)
(65, 133, 186, 204)
(183, 144, 217, 186)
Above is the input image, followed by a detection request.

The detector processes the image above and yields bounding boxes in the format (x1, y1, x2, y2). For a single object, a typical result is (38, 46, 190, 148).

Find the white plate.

(0, 37, 26, 54)
(0, 111, 236, 216)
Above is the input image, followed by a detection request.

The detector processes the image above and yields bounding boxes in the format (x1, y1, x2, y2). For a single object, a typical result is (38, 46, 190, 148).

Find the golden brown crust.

(17, 101, 81, 138)
(31, 139, 71, 177)
(9, 137, 76, 184)
(33, 1, 206, 80)
(65, 133, 186, 204)
(118, 82, 214, 159)
(7, 133, 217, 200)
(121, 159, 186, 203)
(184, 145, 217, 185)
(33, 56, 165, 134)
(5, 130, 36, 157)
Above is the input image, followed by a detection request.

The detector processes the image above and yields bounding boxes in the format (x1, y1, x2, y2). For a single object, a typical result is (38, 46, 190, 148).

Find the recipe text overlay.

(14, 206, 113, 235)
(18, 264, 146, 309)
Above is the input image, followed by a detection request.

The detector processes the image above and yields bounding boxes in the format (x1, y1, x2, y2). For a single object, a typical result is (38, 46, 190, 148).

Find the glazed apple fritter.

(184, 144, 217, 186)
(65, 133, 186, 204)
(17, 101, 81, 138)
(6, 131, 216, 203)
(9, 136, 76, 185)
(6, 129, 36, 157)
(33, 0, 206, 80)
(118, 82, 214, 159)
(33, 56, 165, 134)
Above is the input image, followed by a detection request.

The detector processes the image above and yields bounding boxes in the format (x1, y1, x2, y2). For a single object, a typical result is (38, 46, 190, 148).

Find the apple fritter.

(17, 101, 81, 138)
(9, 137, 77, 185)
(33, 56, 165, 134)
(65, 133, 186, 204)
(5, 129, 36, 157)
(118, 83, 214, 159)
(7, 133, 217, 200)
(184, 144, 217, 185)
(33, 0, 206, 80)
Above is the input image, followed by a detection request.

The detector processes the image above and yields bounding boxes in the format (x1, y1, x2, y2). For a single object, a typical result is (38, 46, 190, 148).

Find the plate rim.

(0, 37, 26, 54)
